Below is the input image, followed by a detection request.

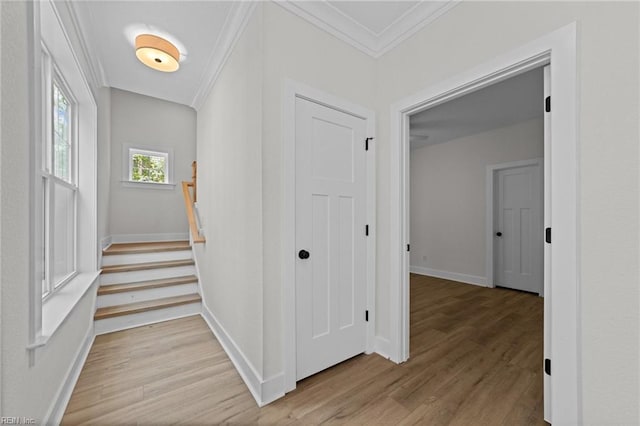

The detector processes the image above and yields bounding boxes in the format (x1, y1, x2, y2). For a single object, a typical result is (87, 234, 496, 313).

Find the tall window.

(41, 46, 77, 299)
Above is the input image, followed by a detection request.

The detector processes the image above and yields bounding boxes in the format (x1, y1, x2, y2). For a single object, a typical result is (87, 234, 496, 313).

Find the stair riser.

(101, 250, 193, 267)
(96, 283, 199, 308)
(100, 265, 196, 285)
(94, 302, 202, 335)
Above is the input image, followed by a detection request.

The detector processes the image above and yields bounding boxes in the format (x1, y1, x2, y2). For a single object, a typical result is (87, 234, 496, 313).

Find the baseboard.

(100, 235, 112, 251)
(200, 303, 284, 407)
(110, 233, 189, 244)
(42, 324, 95, 425)
(410, 266, 488, 287)
(261, 373, 285, 406)
(374, 336, 392, 361)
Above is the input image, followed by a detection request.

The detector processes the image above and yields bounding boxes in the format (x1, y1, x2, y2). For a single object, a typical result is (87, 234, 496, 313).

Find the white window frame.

(28, 0, 99, 354)
(128, 148, 169, 183)
(40, 43, 79, 301)
(122, 144, 175, 189)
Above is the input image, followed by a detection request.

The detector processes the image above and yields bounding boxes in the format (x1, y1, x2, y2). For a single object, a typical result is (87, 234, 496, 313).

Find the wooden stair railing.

(182, 161, 205, 243)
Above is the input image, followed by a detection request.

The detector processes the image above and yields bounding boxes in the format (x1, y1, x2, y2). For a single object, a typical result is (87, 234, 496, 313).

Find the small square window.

(128, 148, 170, 184)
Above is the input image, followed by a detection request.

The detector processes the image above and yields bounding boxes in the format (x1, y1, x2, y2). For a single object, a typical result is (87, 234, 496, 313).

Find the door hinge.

(407, 244, 410, 252)
(545, 227, 551, 244)
(544, 358, 551, 375)
(365, 137, 374, 151)
(365, 310, 369, 322)
(365, 224, 369, 236)
(545, 96, 551, 112)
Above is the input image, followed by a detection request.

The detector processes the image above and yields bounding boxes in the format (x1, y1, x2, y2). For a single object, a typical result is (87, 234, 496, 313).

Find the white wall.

(109, 88, 196, 238)
(375, 2, 639, 422)
(410, 118, 543, 281)
(0, 2, 96, 420)
(0, 0, 4, 416)
(260, 2, 377, 378)
(97, 87, 111, 248)
(194, 6, 265, 377)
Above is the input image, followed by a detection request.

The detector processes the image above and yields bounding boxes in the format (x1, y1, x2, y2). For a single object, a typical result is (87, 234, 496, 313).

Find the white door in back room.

(495, 164, 543, 295)
(295, 97, 367, 380)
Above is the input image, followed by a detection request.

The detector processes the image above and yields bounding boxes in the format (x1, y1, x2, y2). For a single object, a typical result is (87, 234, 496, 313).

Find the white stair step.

(94, 294, 202, 335)
(100, 264, 196, 285)
(94, 303, 202, 335)
(102, 241, 190, 255)
(98, 275, 198, 295)
(101, 249, 193, 267)
(96, 283, 199, 308)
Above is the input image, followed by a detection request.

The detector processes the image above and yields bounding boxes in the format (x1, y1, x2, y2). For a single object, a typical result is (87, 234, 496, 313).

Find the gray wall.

(109, 88, 196, 238)
(410, 118, 544, 280)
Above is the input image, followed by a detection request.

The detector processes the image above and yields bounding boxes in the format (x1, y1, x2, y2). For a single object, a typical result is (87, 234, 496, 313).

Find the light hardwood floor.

(63, 274, 544, 425)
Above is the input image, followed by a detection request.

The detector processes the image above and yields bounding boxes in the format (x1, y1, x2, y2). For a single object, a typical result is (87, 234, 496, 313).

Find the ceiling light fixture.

(135, 34, 180, 72)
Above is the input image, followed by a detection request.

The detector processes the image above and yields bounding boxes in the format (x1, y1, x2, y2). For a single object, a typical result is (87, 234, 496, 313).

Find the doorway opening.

(388, 23, 579, 425)
(407, 66, 546, 422)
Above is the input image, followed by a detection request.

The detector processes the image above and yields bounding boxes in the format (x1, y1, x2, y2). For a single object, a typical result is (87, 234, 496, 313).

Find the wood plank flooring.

(63, 274, 544, 425)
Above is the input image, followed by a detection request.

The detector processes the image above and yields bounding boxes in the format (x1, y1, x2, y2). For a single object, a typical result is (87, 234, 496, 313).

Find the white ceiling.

(72, 1, 238, 107)
(410, 68, 544, 150)
(70, 1, 458, 108)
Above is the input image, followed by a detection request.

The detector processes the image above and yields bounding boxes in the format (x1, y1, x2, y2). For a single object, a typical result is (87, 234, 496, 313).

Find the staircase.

(94, 240, 202, 335)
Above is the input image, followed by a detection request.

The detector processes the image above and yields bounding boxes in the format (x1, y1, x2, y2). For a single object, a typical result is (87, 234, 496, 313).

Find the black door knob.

(298, 250, 310, 259)
(496, 232, 503, 237)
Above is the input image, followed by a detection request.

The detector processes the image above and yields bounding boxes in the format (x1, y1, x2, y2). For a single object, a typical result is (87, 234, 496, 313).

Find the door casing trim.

(388, 23, 579, 424)
(283, 80, 376, 393)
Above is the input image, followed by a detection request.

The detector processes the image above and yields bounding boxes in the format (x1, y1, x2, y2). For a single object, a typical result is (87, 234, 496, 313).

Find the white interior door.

(295, 97, 367, 381)
(495, 164, 543, 294)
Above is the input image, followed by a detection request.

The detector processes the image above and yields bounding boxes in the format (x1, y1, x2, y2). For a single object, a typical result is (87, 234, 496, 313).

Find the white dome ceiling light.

(135, 34, 180, 72)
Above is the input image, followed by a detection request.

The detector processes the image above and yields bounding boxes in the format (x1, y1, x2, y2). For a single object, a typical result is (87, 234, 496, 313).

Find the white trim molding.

(55, 0, 107, 92)
(282, 79, 377, 395)
(191, 2, 257, 110)
(276, 1, 460, 58)
(42, 324, 95, 425)
(373, 336, 392, 361)
(410, 266, 487, 288)
(200, 303, 284, 407)
(388, 23, 579, 424)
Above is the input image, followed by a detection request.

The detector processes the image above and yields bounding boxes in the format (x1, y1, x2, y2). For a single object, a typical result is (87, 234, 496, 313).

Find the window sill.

(28, 271, 100, 350)
(121, 180, 176, 190)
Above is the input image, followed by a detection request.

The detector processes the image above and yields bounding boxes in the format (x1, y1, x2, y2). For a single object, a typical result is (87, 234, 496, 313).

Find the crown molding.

(275, 1, 380, 57)
(54, 1, 107, 91)
(276, 0, 461, 59)
(375, 1, 461, 56)
(190, 2, 257, 110)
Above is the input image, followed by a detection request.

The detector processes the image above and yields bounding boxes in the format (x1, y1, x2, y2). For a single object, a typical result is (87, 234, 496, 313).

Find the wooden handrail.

(191, 161, 197, 202)
(182, 161, 205, 244)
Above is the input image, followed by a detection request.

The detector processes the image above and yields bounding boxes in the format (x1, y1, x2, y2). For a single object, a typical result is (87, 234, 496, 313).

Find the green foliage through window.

(131, 153, 167, 183)
(53, 82, 71, 182)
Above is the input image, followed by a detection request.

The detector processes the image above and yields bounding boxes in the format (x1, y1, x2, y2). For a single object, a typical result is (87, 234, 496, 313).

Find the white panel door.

(495, 165, 543, 294)
(295, 97, 367, 381)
